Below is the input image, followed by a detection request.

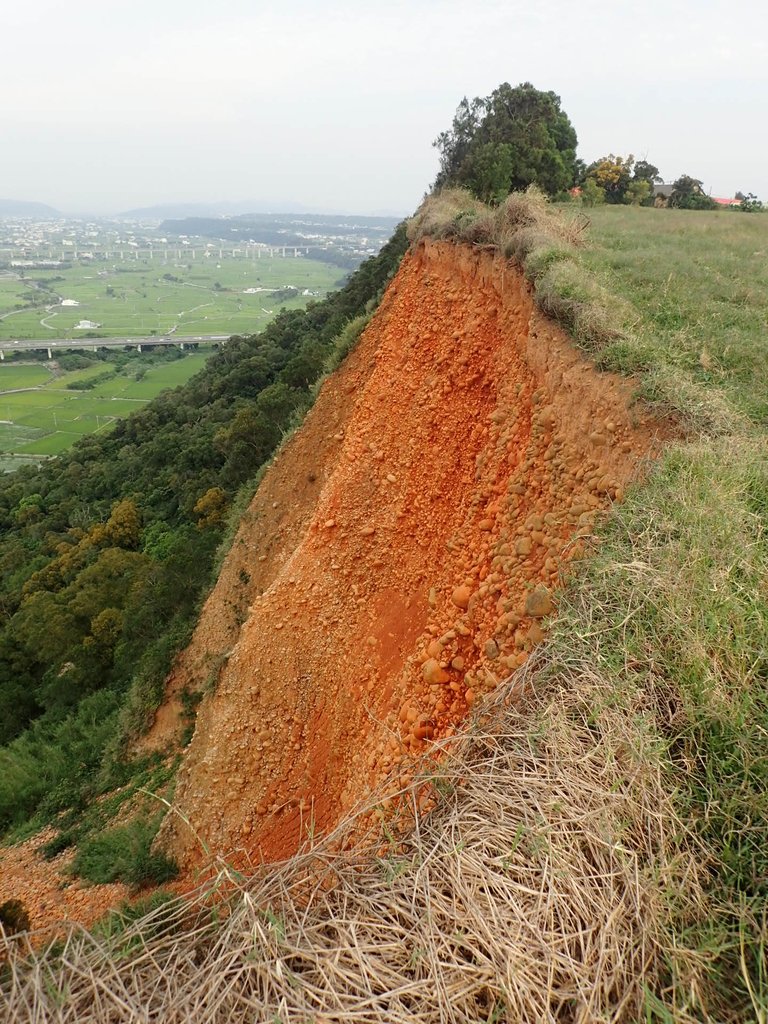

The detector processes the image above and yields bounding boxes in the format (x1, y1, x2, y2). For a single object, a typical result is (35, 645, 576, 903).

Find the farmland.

(0, 251, 345, 468)
(0, 253, 342, 341)
(0, 352, 211, 468)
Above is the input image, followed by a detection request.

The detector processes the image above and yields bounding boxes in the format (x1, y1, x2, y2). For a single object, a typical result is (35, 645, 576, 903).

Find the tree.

(625, 179, 652, 206)
(433, 82, 578, 200)
(580, 178, 606, 207)
(633, 160, 662, 186)
(585, 154, 635, 204)
(103, 498, 142, 550)
(433, 96, 485, 191)
(669, 176, 717, 210)
(193, 487, 228, 530)
(581, 154, 662, 206)
(735, 191, 764, 213)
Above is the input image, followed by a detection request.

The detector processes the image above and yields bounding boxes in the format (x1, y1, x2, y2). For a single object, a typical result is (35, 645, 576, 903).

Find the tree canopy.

(582, 155, 662, 206)
(433, 82, 578, 202)
(669, 175, 717, 210)
(735, 191, 764, 213)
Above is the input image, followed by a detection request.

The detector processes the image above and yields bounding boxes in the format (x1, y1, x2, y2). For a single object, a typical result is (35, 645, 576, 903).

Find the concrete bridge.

(0, 334, 231, 360)
(2, 245, 314, 264)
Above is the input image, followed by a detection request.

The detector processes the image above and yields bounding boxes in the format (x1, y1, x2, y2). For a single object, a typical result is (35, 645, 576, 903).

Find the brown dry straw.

(2, 652, 688, 1023)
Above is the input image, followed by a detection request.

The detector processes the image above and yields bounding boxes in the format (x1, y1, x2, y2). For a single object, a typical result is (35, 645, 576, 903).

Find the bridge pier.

(0, 349, 4, 361)
(47, 348, 52, 360)
(137, 344, 142, 352)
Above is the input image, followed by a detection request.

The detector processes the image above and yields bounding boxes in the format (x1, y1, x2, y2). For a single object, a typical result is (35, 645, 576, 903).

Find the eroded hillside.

(157, 238, 666, 869)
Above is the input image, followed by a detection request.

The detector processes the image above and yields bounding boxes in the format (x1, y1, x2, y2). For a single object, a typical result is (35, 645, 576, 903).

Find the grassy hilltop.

(584, 205, 768, 422)
(2, 198, 767, 1022)
(573, 203, 768, 1019)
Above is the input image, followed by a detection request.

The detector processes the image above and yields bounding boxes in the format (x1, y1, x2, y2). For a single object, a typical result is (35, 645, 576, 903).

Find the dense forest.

(0, 224, 408, 838)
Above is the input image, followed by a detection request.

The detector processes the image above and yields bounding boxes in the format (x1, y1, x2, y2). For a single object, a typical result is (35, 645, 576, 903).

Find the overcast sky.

(3, 0, 767, 215)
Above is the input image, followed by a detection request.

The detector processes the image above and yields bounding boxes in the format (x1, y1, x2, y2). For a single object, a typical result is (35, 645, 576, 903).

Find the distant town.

(0, 211, 401, 273)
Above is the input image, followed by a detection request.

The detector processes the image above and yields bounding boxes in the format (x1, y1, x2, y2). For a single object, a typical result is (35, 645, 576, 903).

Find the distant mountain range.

(0, 198, 408, 221)
(159, 212, 402, 236)
(0, 199, 62, 218)
(119, 201, 325, 220)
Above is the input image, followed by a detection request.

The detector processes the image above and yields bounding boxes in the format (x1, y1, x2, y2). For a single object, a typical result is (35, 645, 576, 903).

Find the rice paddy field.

(0, 252, 345, 468)
(0, 354, 211, 466)
(0, 254, 342, 340)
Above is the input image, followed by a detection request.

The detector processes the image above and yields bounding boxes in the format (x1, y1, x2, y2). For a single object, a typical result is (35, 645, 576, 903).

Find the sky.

(2, 0, 767, 215)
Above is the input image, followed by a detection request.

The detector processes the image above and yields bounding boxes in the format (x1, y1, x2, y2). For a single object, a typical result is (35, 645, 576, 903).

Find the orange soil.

(156, 239, 669, 872)
(0, 829, 128, 938)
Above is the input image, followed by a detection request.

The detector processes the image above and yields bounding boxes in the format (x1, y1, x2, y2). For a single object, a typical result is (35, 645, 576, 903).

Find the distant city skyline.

(3, 0, 767, 215)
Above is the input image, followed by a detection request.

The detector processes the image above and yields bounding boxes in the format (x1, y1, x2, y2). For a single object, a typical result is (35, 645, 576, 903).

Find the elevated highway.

(0, 334, 231, 360)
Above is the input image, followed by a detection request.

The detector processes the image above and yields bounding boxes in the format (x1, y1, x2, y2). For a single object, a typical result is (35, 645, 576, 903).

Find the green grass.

(70, 815, 178, 888)
(582, 206, 768, 424)
(0, 255, 341, 341)
(562, 205, 768, 1020)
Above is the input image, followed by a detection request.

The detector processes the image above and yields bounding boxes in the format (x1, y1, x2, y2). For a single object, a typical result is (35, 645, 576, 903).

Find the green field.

(0, 254, 342, 340)
(562, 204, 768, 1017)
(0, 353, 210, 460)
(0, 252, 344, 465)
(582, 205, 768, 421)
(0, 363, 51, 389)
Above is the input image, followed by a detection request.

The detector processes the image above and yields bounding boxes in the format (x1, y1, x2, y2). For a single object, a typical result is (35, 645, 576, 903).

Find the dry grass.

(408, 188, 628, 357)
(1, 653, 694, 1023)
(409, 190, 746, 436)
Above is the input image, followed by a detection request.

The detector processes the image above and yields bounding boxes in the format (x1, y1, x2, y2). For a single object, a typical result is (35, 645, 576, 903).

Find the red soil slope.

(158, 239, 666, 871)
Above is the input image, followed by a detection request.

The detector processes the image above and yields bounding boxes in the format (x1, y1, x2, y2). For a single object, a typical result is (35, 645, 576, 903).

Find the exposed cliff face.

(158, 239, 666, 870)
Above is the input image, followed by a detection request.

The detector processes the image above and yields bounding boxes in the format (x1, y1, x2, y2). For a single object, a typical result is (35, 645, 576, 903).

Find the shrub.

(71, 815, 178, 887)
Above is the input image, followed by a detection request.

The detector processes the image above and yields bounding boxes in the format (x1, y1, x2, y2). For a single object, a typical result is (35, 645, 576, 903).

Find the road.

(0, 334, 231, 355)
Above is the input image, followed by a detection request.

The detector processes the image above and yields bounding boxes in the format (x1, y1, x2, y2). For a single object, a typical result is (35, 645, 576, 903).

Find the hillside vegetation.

(0, 226, 408, 855)
(2, 196, 767, 1023)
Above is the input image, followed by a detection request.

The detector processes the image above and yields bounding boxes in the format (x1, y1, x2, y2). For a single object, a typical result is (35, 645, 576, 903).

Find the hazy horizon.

(3, 0, 767, 214)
